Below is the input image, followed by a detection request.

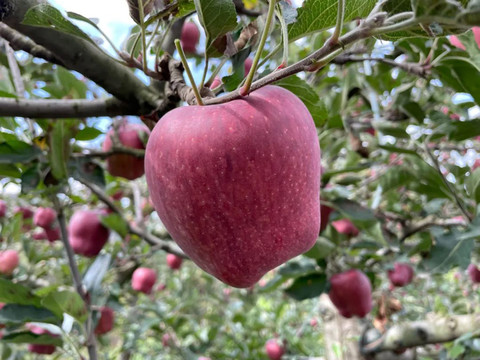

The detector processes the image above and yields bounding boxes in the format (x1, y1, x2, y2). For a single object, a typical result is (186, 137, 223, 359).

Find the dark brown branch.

(73, 147, 145, 159)
(78, 178, 187, 259)
(0, 22, 63, 65)
(0, 97, 142, 118)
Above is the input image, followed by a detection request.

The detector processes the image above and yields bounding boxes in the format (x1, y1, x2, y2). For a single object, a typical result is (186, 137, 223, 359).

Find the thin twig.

(73, 147, 145, 159)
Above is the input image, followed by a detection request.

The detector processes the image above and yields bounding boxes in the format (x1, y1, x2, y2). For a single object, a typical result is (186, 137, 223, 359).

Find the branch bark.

(362, 314, 480, 354)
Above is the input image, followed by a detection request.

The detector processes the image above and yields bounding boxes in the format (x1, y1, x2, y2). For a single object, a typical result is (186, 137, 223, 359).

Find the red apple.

(33, 207, 57, 229)
(102, 121, 150, 180)
(388, 262, 414, 287)
(68, 210, 110, 257)
(331, 218, 359, 237)
(94, 306, 114, 335)
(244, 57, 253, 75)
(145, 85, 320, 288)
(166, 254, 183, 270)
(26, 324, 57, 355)
(0, 200, 6, 217)
(449, 35, 466, 50)
(45, 227, 61, 242)
(111, 190, 124, 201)
(198, 357, 211, 360)
(320, 205, 333, 232)
(309, 318, 317, 327)
(468, 264, 480, 283)
(328, 269, 372, 318)
(131, 267, 157, 294)
(162, 333, 172, 347)
(32, 230, 48, 241)
(0, 250, 19, 275)
(210, 76, 222, 89)
(181, 22, 200, 54)
(265, 339, 285, 360)
(14, 206, 33, 219)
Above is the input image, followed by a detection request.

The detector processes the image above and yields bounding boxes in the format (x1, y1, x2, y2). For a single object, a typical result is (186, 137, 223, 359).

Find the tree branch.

(0, 97, 142, 118)
(73, 147, 145, 160)
(362, 314, 480, 354)
(399, 215, 467, 242)
(0, 22, 63, 65)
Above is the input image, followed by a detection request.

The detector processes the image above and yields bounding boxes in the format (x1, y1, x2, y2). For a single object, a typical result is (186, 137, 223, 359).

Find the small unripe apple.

(45, 227, 61, 242)
(468, 264, 480, 283)
(166, 254, 183, 270)
(145, 86, 320, 288)
(26, 324, 57, 355)
(244, 57, 253, 76)
(131, 267, 157, 294)
(0, 200, 6, 217)
(388, 263, 414, 287)
(33, 207, 57, 229)
(320, 205, 333, 232)
(181, 22, 200, 54)
(328, 269, 372, 318)
(265, 339, 285, 360)
(210, 77, 222, 89)
(102, 121, 150, 180)
(68, 210, 110, 257)
(14, 206, 33, 219)
(0, 250, 19, 275)
(331, 218, 359, 237)
(94, 306, 115, 335)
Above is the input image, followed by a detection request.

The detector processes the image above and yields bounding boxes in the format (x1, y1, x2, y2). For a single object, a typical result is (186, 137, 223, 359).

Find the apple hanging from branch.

(145, 86, 320, 288)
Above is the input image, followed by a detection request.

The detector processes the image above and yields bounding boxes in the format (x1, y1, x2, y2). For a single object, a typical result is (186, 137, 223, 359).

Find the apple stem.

(331, 0, 346, 44)
(241, 0, 277, 96)
(275, 4, 289, 69)
(175, 39, 204, 106)
(138, 0, 149, 72)
(200, 56, 209, 89)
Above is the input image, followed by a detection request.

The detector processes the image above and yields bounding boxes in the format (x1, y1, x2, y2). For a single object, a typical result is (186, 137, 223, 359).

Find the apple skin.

(166, 254, 183, 270)
(331, 218, 359, 237)
(0, 200, 6, 217)
(33, 207, 57, 229)
(0, 250, 19, 275)
(131, 267, 157, 294)
(319, 205, 333, 233)
(94, 306, 115, 335)
(102, 122, 150, 180)
(145, 85, 320, 288)
(265, 339, 285, 360)
(328, 269, 372, 318)
(32, 230, 48, 241)
(388, 263, 414, 287)
(45, 227, 61, 242)
(244, 57, 253, 75)
(68, 210, 110, 257)
(468, 264, 480, 283)
(181, 22, 200, 54)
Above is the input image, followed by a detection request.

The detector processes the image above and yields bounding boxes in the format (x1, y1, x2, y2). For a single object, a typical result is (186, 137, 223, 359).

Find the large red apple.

(102, 121, 150, 180)
(181, 22, 200, 54)
(94, 306, 115, 335)
(131, 267, 157, 294)
(331, 218, 359, 237)
(166, 254, 183, 270)
(468, 264, 480, 283)
(265, 339, 285, 360)
(68, 210, 110, 257)
(0, 200, 6, 217)
(33, 207, 57, 229)
(0, 250, 19, 275)
(388, 262, 414, 287)
(328, 269, 372, 318)
(26, 324, 57, 355)
(145, 85, 320, 288)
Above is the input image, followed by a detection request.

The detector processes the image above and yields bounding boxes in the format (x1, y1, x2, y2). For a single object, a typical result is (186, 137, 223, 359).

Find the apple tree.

(1, 0, 480, 359)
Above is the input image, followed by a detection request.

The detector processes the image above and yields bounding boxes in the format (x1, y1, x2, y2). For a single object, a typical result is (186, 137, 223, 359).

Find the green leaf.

(0, 141, 41, 164)
(75, 127, 102, 141)
(447, 119, 480, 141)
(0, 279, 42, 307)
(275, 76, 328, 126)
(379, 166, 413, 192)
(0, 304, 59, 324)
(20, 163, 41, 194)
(22, 4, 95, 44)
(284, 273, 327, 300)
(83, 254, 111, 294)
(466, 168, 480, 204)
(69, 158, 105, 188)
(2, 332, 62, 346)
(277, 259, 317, 278)
(303, 237, 336, 259)
(193, 0, 238, 56)
(42, 291, 87, 323)
(0, 164, 21, 178)
(55, 67, 88, 99)
(288, 0, 377, 42)
(332, 198, 376, 222)
(100, 214, 129, 238)
(49, 120, 73, 180)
